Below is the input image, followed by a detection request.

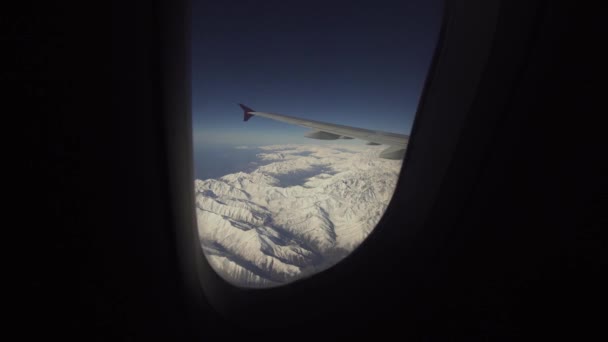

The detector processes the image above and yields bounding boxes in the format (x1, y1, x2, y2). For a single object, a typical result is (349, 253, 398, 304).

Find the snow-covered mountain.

(195, 144, 402, 287)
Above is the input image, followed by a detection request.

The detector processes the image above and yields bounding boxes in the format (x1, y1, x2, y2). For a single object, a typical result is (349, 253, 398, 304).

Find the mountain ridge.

(195, 144, 402, 287)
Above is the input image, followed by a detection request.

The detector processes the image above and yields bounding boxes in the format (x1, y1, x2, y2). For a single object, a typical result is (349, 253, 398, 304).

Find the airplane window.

(192, 0, 443, 287)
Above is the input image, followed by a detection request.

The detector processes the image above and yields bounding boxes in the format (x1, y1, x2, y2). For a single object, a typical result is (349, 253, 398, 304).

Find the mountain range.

(195, 144, 402, 287)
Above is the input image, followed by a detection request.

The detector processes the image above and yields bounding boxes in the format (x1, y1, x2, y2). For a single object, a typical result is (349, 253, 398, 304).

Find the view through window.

(192, 0, 443, 287)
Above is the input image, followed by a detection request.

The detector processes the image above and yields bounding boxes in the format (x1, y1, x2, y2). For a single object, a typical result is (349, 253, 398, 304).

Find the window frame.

(164, 0, 546, 331)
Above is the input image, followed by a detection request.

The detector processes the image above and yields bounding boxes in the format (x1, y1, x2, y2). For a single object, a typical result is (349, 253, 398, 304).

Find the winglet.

(239, 104, 255, 122)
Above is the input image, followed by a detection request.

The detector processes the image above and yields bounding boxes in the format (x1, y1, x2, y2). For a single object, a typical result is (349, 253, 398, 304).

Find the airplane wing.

(239, 104, 409, 159)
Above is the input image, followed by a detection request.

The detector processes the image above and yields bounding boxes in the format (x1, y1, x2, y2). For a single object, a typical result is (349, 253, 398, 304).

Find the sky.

(192, 0, 444, 148)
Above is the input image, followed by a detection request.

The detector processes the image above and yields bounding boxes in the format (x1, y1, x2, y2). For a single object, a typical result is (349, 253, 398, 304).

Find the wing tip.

(239, 104, 255, 122)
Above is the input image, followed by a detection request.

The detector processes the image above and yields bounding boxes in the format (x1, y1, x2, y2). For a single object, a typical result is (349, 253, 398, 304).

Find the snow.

(195, 144, 403, 287)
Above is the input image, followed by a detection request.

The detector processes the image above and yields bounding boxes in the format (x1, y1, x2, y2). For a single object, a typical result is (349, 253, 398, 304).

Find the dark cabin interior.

(15, 0, 604, 339)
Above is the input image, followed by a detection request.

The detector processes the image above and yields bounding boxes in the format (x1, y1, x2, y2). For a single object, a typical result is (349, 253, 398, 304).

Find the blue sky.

(192, 0, 443, 147)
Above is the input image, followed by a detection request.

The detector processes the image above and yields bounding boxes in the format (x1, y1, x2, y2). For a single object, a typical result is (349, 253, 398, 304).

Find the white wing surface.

(239, 104, 409, 159)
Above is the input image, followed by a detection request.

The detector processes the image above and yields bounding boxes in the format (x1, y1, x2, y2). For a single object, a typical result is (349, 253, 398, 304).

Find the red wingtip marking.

(239, 104, 255, 122)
